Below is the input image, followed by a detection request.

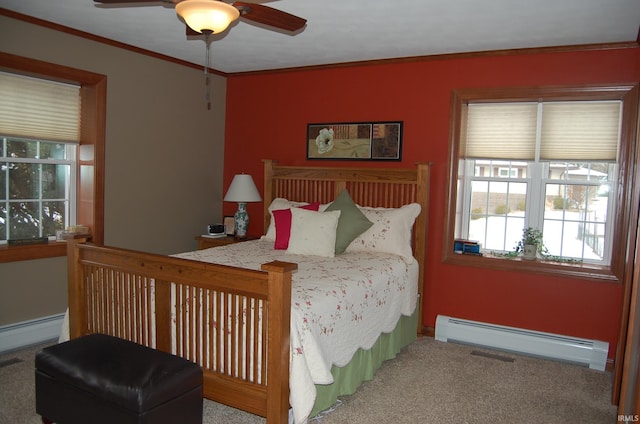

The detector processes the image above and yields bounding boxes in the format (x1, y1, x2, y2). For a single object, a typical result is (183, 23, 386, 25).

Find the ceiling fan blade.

(233, 2, 306, 32)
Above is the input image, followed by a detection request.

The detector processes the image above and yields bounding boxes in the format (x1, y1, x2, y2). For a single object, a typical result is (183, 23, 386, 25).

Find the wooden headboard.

(262, 159, 431, 332)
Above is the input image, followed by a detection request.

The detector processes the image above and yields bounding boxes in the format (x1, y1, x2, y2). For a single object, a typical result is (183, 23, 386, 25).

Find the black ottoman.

(35, 333, 203, 424)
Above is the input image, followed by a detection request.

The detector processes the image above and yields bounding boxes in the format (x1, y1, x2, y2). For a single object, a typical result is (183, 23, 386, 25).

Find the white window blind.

(463, 100, 621, 161)
(0, 71, 80, 143)
(540, 101, 621, 161)
(464, 103, 538, 160)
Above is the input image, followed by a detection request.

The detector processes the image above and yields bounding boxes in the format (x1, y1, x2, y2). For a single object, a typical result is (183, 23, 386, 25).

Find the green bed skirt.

(309, 309, 419, 418)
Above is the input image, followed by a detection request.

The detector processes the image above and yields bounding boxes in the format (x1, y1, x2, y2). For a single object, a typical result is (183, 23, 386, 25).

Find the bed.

(65, 159, 430, 424)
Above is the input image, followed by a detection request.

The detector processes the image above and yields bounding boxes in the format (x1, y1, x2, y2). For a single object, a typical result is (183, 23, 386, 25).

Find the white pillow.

(263, 198, 310, 241)
(263, 198, 332, 241)
(345, 203, 421, 261)
(286, 208, 341, 257)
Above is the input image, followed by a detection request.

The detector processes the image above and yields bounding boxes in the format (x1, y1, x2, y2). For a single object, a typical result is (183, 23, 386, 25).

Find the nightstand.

(195, 235, 259, 250)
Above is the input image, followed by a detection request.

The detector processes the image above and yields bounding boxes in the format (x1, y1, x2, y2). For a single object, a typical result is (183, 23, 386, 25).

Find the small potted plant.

(515, 227, 547, 260)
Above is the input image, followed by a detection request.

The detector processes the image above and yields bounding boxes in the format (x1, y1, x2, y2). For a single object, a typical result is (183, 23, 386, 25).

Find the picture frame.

(307, 121, 403, 161)
(223, 216, 235, 236)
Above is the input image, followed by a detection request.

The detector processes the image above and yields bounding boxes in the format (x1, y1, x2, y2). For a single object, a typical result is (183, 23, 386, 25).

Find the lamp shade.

(224, 174, 262, 202)
(176, 0, 240, 34)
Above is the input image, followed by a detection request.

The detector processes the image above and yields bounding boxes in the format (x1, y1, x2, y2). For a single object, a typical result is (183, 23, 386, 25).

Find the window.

(460, 100, 620, 263)
(443, 85, 639, 281)
(0, 52, 106, 263)
(1, 138, 76, 242)
(0, 71, 80, 244)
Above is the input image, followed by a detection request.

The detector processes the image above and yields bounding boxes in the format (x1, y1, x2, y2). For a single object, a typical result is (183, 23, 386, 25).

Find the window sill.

(0, 241, 67, 263)
(443, 251, 620, 283)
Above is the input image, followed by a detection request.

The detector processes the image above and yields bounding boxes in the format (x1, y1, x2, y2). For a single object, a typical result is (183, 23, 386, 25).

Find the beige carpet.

(0, 337, 617, 424)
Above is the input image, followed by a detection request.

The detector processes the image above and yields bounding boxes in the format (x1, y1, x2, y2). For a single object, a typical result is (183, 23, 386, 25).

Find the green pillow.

(325, 189, 373, 254)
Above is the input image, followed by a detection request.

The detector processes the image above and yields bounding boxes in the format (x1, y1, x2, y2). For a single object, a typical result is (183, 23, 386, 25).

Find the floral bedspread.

(175, 239, 418, 424)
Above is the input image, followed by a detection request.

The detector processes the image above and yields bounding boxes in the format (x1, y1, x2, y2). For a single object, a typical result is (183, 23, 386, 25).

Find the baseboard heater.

(434, 315, 609, 371)
(0, 313, 64, 354)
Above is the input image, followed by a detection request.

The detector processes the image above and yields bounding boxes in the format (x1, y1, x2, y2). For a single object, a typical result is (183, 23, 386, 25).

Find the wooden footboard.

(66, 237, 297, 424)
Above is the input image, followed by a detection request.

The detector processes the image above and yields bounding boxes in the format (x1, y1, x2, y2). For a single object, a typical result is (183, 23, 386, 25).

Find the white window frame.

(459, 157, 616, 264)
(1, 137, 77, 243)
(459, 159, 529, 252)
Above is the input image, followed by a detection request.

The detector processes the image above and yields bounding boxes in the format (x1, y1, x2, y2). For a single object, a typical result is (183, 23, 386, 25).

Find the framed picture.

(224, 216, 235, 235)
(307, 121, 403, 161)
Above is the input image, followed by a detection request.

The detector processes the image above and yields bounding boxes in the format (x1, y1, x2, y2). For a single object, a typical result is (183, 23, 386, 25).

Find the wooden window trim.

(442, 83, 640, 283)
(0, 52, 106, 263)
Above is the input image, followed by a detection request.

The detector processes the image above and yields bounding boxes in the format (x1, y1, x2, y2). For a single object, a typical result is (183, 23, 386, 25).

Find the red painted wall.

(224, 47, 640, 359)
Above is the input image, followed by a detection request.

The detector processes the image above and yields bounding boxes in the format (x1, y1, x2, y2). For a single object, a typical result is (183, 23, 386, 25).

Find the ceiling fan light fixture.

(176, 0, 240, 34)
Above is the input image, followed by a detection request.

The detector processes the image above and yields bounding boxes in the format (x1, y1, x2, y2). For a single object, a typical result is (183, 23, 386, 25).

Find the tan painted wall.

(0, 15, 227, 326)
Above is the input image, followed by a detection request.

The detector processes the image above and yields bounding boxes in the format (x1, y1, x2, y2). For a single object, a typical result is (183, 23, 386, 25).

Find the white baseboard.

(0, 313, 64, 354)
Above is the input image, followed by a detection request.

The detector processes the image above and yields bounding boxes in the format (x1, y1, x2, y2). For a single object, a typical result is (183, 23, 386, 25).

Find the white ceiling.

(2, 0, 640, 74)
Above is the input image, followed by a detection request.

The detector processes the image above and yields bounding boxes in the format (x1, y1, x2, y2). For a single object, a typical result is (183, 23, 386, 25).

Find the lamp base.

(234, 202, 249, 238)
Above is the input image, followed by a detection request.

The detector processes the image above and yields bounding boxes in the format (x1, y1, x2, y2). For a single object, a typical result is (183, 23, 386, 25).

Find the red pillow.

(273, 202, 320, 249)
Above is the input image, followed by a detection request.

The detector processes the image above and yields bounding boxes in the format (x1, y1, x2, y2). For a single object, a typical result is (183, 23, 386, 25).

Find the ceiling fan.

(94, 0, 306, 109)
(93, 0, 307, 35)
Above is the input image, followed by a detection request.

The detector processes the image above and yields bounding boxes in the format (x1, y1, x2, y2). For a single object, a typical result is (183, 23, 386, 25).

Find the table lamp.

(223, 174, 262, 238)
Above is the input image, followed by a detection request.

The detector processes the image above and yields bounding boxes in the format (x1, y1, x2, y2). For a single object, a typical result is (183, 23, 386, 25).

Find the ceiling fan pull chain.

(204, 31, 211, 110)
